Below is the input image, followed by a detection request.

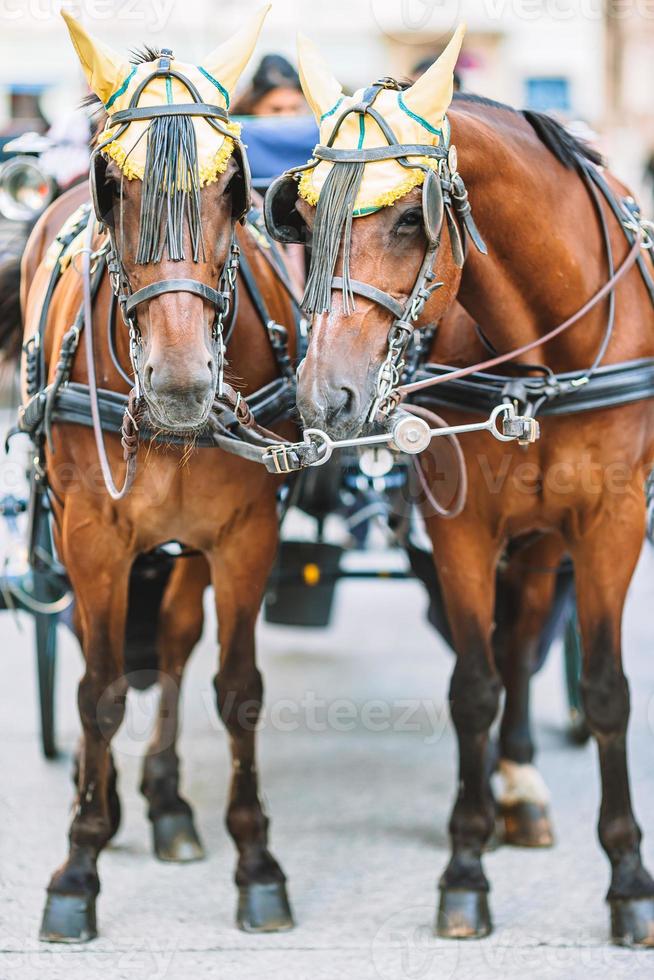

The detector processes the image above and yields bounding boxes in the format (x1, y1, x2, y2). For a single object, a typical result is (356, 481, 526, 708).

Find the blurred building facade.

(0, 0, 652, 201)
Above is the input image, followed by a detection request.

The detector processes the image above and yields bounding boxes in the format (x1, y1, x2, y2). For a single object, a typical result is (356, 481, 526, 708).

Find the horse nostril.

(324, 385, 357, 424)
(340, 386, 355, 416)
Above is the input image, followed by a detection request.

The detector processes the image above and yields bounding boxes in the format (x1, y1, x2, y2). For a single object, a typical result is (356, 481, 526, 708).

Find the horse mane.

(453, 92, 517, 114)
(130, 45, 161, 64)
(522, 109, 604, 169)
(453, 93, 603, 169)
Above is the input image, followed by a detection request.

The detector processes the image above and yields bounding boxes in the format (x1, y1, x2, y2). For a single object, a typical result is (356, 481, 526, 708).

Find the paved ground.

(1, 525, 654, 979)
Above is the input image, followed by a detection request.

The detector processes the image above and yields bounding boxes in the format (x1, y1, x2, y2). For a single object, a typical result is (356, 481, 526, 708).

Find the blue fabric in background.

(235, 115, 319, 188)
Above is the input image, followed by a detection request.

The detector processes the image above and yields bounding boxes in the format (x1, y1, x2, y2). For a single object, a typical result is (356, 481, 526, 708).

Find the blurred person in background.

(234, 54, 310, 293)
(232, 54, 307, 116)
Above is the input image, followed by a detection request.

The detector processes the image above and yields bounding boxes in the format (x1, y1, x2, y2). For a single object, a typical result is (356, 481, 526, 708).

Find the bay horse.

(21, 9, 298, 942)
(272, 27, 654, 945)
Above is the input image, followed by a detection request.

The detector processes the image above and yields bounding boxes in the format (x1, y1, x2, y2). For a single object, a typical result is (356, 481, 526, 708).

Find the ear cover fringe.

(302, 160, 364, 316)
(135, 113, 205, 264)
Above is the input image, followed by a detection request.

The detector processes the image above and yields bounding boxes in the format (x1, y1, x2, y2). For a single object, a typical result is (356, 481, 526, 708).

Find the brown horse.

(21, 11, 298, 942)
(279, 30, 654, 945)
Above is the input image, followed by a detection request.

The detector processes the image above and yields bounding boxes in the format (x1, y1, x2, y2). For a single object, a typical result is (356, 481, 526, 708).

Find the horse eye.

(396, 209, 423, 234)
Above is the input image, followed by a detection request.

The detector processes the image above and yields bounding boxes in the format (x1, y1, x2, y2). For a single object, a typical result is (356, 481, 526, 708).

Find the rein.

(399, 227, 644, 399)
(80, 217, 139, 501)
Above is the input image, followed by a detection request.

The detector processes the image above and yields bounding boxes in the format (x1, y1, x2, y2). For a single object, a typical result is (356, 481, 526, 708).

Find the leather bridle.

(91, 50, 249, 399)
(266, 78, 488, 421)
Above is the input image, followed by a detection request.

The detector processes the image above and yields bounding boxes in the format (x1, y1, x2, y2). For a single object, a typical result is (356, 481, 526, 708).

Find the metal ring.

(487, 403, 515, 442)
(302, 428, 334, 466)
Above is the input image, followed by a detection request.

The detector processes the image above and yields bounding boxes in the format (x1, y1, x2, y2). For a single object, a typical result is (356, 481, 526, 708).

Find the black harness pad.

(422, 168, 444, 246)
(90, 153, 115, 227)
(230, 143, 252, 222)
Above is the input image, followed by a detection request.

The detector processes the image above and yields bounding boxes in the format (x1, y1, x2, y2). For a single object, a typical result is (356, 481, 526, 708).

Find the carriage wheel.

(563, 609, 591, 745)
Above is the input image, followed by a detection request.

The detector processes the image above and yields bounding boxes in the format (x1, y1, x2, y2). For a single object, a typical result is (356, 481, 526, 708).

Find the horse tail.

(0, 254, 23, 363)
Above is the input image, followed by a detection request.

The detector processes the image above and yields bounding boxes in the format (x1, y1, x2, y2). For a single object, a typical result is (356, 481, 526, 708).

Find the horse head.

(267, 26, 467, 439)
(63, 8, 268, 432)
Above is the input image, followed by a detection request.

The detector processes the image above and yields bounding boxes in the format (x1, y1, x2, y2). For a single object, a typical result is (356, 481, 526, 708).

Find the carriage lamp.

(0, 156, 55, 222)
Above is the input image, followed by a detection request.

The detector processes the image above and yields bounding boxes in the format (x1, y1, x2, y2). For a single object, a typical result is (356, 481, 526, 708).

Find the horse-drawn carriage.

(2, 7, 654, 950)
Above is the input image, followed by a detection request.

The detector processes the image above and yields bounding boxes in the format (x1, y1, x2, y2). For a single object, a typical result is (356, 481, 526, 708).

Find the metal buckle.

(265, 444, 293, 474)
(502, 414, 540, 446)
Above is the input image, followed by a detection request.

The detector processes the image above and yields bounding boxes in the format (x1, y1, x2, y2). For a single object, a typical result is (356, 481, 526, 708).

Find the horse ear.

(200, 5, 271, 99)
(401, 24, 465, 128)
(61, 11, 129, 106)
(296, 32, 343, 124)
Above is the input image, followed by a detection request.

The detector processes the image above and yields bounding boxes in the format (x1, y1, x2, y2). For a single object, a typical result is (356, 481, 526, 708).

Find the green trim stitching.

(397, 92, 442, 137)
(353, 206, 380, 216)
(320, 96, 344, 122)
(105, 66, 137, 110)
(197, 66, 230, 109)
(357, 114, 366, 149)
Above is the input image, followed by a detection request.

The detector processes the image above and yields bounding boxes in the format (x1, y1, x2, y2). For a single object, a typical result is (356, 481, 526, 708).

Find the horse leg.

(140, 555, 210, 862)
(71, 601, 122, 844)
(570, 504, 654, 947)
(429, 519, 501, 939)
(40, 529, 131, 942)
(73, 749, 121, 845)
(493, 536, 563, 848)
(208, 510, 293, 933)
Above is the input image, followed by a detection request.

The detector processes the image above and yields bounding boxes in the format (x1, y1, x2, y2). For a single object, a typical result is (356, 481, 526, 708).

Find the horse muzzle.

(296, 363, 374, 441)
(142, 360, 216, 433)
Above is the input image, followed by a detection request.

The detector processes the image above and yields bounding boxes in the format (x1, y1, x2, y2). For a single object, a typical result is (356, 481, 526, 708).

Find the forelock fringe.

(302, 161, 364, 316)
(136, 113, 205, 264)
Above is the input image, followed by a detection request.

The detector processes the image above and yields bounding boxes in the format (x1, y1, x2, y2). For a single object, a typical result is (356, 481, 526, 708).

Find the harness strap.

(110, 103, 230, 124)
(399, 230, 644, 399)
(123, 278, 226, 317)
(585, 164, 654, 305)
(81, 218, 139, 501)
(331, 277, 406, 319)
(314, 144, 447, 164)
(410, 357, 654, 418)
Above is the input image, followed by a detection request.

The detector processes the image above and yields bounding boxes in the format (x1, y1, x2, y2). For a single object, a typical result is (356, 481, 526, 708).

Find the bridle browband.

(268, 77, 488, 419)
(91, 50, 249, 399)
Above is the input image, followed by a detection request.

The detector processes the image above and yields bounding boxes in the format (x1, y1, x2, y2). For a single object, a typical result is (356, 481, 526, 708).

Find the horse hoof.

(610, 897, 654, 947)
(39, 893, 97, 943)
(436, 889, 492, 939)
(501, 802, 554, 848)
(237, 881, 294, 933)
(152, 812, 205, 863)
